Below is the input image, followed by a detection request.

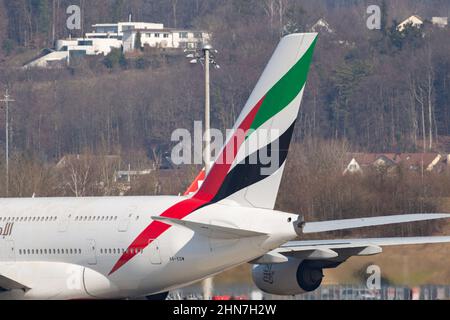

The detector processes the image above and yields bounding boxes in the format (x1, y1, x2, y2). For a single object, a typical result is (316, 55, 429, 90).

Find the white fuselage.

(0, 196, 298, 299)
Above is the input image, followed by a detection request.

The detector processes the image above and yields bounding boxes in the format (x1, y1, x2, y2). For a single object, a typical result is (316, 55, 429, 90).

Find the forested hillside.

(0, 0, 447, 239)
(0, 0, 449, 159)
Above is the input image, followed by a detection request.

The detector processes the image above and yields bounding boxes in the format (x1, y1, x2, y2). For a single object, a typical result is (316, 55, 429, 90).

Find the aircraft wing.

(302, 213, 450, 234)
(269, 236, 450, 262)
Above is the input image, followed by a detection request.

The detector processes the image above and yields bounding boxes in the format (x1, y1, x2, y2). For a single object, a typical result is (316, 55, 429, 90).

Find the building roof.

(346, 152, 442, 168)
(124, 27, 207, 33)
(397, 15, 425, 31)
(311, 18, 334, 33)
(346, 153, 401, 166)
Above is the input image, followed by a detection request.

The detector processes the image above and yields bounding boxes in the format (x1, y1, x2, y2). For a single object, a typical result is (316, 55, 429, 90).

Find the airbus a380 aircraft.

(1, 33, 450, 300)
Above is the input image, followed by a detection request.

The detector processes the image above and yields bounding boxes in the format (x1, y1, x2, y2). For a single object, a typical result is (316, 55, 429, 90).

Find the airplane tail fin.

(194, 33, 318, 209)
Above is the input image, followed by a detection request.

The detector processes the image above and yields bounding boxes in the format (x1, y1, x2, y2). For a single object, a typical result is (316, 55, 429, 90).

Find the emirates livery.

(1, 33, 450, 300)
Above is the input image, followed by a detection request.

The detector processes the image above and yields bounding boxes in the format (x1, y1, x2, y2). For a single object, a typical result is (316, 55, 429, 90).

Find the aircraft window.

(31, 249, 35, 254)
(19, 249, 22, 255)
(65, 249, 68, 254)
(70, 249, 73, 254)
(44, 249, 47, 254)
(108, 249, 112, 254)
(57, 249, 60, 254)
(114, 216, 118, 220)
(100, 249, 103, 254)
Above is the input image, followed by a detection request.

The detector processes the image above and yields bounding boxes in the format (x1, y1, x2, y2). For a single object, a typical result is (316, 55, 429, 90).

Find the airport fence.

(168, 284, 450, 300)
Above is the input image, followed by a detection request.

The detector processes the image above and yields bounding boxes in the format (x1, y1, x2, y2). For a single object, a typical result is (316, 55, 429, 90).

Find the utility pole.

(203, 45, 212, 172)
(1, 89, 14, 197)
(185, 43, 219, 300)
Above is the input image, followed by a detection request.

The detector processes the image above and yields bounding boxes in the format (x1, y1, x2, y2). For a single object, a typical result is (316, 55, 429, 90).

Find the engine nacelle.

(252, 259, 323, 295)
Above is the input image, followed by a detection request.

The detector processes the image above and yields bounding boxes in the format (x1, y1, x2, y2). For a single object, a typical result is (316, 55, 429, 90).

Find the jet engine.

(252, 259, 323, 295)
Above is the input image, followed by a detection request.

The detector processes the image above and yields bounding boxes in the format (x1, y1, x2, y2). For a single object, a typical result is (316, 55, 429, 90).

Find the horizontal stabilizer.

(0, 274, 29, 291)
(283, 236, 450, 249)
(151, 216, 268, 240)
(302, 214, 450, 234)
(273, 236, 450, 262)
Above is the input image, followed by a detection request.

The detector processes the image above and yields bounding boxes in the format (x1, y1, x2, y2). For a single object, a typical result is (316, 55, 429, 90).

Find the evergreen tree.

(135, 31, 142, 51)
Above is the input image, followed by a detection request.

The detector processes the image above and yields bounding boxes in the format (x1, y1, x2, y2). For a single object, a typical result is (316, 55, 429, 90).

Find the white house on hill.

(122, 27, 210, 52)
(23, 21, 211, 68)
(310, 18, 334, 34)
(397, 15, 449, 32)
(431, 17, 448, 28)
(397, 15, 424, 31)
